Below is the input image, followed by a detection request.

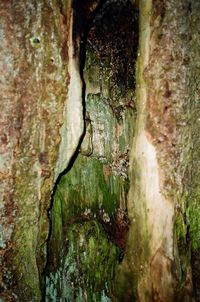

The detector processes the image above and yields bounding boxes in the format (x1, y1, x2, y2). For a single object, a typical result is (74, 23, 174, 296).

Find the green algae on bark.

(46, 153, 130, 299)
(55, 155, 129, 220)
(45, 1, 138, 300)
(46, 221, 119, 301)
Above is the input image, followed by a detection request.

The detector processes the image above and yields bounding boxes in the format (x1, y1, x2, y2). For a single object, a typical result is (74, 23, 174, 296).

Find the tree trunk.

(0, 0, 200, 301)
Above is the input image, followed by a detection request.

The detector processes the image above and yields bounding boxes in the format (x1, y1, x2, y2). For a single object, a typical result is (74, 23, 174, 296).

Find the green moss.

(45, 221, 119, 301)
(54, 155, 129, 223)
(45, 2, 138, 300)
(114, 264, 136, 301)
(186, 197, 200, 250)
(49, 192, 64, 266)
(175, 211, 187, 250)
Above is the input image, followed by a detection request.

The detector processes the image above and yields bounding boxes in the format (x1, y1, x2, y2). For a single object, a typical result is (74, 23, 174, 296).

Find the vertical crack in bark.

(44, 1, 139, 300)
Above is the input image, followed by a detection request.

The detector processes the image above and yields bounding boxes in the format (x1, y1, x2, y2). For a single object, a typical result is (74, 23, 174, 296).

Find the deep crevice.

(43, 1, 139, 300)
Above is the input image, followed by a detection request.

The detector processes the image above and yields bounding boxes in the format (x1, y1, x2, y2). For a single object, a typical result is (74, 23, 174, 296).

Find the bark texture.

(121, 0, 200, 301)
(0, 0, 92, 300)
(1, 0, 200, 301)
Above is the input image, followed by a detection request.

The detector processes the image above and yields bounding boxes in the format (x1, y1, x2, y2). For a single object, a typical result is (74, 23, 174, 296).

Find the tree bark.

(122, 0, 200, 301)
(0, 0, 76, 300)
(1, 0, 200, 301)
